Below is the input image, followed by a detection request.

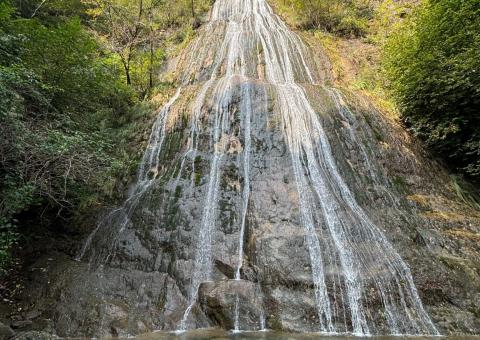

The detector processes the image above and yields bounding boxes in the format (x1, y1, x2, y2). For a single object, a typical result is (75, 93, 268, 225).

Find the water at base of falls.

(145, 329, 448, 340)
(78, 0, 440, 336)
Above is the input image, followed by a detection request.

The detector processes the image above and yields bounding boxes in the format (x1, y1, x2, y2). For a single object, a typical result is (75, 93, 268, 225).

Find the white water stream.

(176, 0, 438, 334)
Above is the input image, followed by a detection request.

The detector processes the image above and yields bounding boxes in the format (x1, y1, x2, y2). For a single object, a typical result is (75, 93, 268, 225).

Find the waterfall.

(232, 82, 253, 332)
(235, 83, 253, 282)
(175, 0, 438, 334)
(76, 88, 181, 264)
(80, 0, 439, 335)
(178, 77, 235, 331)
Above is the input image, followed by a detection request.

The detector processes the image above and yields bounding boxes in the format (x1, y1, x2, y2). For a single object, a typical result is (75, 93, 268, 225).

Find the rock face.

(11, 0, 480, 338)
(0, 322, 14, 340)
(12, 332, 56, 340)
(198, 280, 265, 330)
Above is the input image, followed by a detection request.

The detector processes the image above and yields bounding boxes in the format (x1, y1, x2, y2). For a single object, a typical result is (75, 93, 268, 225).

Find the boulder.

(198, 280, 265, 331)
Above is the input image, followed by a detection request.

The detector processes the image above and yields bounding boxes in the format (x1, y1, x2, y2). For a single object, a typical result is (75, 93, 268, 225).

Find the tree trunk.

(123, 63, 131, 85)
(149, 34, 154, 89)
(126, 69, 131, 85)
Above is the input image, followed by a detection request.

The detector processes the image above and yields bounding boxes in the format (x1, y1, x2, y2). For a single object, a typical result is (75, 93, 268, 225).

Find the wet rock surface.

(12, 331, 57, 340)
(0, 322, 14, 340)
(2, 0, 480, 338)
(198, 280, 264, 330)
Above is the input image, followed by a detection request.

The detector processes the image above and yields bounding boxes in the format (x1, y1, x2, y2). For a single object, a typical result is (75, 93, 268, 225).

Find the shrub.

(0, 1, 138, 269)
(383, 0, 480, 181)
(279, 0, 372, 38)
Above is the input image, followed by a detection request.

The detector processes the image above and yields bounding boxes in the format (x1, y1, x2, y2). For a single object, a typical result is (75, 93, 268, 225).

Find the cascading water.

(179, 0, 438, 334)
(232, 82, 252, 332)
(77, 0, 440, 336)
(235, 82, 252, 282)
(77, 88, 181, 264)
(178, 77, 234, 331)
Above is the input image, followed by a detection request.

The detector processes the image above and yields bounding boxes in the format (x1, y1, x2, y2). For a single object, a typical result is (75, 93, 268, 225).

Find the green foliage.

(0, 0, 212, 271)
(0, 0, 139, 270)
(84, 0, 212, 92)
(0, 176, 36, 270)
(275, 0, 372, 37)
(15, 18, 107, 112)
(0, 219, 18, 270)
(383, 0, 480, 181)
(451, 175, 480, 211)
(372, 0, 419, 45)
(12, 0, 89, 21)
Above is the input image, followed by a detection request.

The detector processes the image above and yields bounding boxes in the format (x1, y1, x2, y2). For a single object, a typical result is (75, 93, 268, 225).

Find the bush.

(0, 1, 139, 269)
(383, 0, 480, 181)
(279, 0, 371, 38)
(0, 0, 213, 271)
(337, 14, 369, 37)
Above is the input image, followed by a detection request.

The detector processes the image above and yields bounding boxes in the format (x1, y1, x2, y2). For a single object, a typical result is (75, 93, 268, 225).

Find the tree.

(0, 0, 135, 270)
(84, 0, 169, 89)
(86, 0, 146, 85)
(383, 0, 480, 180)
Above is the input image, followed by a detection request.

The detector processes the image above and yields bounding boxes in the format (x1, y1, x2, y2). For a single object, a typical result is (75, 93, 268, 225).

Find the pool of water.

(130, 329, 479, 340)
